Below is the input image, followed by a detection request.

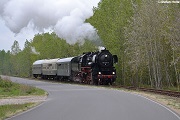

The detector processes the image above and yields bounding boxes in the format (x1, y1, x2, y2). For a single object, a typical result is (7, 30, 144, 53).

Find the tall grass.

(0, 103, 35, 120)
(0, 77, 45, 97)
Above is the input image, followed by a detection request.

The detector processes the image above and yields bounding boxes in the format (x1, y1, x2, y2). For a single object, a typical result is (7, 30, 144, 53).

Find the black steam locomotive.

(32, 48, 118, 85)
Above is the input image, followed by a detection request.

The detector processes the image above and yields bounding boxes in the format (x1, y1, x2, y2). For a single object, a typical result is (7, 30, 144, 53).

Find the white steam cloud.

(98, 46, 106, 52)
(0, 0, 102, 45)
(31, 47, 40, 55)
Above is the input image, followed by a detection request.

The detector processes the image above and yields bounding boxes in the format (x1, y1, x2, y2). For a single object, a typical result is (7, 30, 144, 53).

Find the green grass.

(0, 103, 36, 120)
(0, 77, 46, 120)
(0, 77, 46, 98)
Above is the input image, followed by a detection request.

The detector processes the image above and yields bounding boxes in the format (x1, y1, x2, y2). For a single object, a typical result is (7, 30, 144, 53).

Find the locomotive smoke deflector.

(113, 55, 118, 64)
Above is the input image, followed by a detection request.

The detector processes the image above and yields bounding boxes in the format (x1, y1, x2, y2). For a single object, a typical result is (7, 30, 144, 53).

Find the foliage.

(88, 0, 180, 90)
(11, 40, 21, 55)
(0, 79, 13, 88)
(124, 0, 180, 89)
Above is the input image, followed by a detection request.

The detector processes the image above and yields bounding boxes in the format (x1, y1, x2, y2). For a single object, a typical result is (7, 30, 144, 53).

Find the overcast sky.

(0, 0, 100, 51)
(0, 18, 37, 51)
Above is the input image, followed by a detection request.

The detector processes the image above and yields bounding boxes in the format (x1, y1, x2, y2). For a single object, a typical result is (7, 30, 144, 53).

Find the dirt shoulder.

(0, 95, 47, 105)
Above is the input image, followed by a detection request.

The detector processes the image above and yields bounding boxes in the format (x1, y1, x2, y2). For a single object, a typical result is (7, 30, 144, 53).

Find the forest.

(0, 0, 179, 90)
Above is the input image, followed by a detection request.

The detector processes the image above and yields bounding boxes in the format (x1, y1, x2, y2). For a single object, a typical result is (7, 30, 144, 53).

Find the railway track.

(117, 86, 180, 98)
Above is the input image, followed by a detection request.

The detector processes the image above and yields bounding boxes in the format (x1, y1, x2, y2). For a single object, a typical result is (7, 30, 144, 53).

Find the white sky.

(0, 18, 37, 51)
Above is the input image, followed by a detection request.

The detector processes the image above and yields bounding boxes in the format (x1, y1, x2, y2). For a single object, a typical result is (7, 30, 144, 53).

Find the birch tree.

(169, 6, 180, 90)
(11, 40, 21, 76)
(125, 0, 173, 88)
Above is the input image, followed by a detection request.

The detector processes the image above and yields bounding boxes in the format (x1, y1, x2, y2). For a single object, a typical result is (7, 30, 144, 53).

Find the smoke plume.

(0, 0, 102, 45)
(31, 47, 40, 55)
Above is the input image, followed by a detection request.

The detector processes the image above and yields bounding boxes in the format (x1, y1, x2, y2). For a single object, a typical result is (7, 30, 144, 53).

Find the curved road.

(4, 76, 180, 120)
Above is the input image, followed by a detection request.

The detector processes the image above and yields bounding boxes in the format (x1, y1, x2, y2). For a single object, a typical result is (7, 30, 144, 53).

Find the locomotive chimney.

(98, 46, 106, 52)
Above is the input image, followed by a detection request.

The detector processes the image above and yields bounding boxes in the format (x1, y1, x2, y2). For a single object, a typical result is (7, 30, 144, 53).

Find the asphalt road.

(4, 76, 180, 120)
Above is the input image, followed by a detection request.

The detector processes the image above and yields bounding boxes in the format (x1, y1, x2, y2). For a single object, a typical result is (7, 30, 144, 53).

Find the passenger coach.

(32, 59, 45, 78)
(41, 59, 59, 79)
(57, 57, 79, 81)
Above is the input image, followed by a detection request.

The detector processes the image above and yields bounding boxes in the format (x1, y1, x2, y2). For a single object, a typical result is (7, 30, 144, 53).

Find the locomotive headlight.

(112, 72, 115, 75)
(98, 72, 101, 75)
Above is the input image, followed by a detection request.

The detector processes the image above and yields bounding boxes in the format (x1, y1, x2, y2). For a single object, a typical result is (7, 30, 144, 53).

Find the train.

(32, 48, 118, 85)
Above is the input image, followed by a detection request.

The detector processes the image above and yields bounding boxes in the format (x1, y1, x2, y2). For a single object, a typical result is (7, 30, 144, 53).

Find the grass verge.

(0, 76, 46, 98)
(0, 76, 46, 119)
(0, 103, 37, 120)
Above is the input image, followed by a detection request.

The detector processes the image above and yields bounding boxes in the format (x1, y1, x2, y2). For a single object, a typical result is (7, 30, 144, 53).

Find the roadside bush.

(20, 85, 36, 95)
(0, 79, 13, 88)
(0, 77, 45, 96)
